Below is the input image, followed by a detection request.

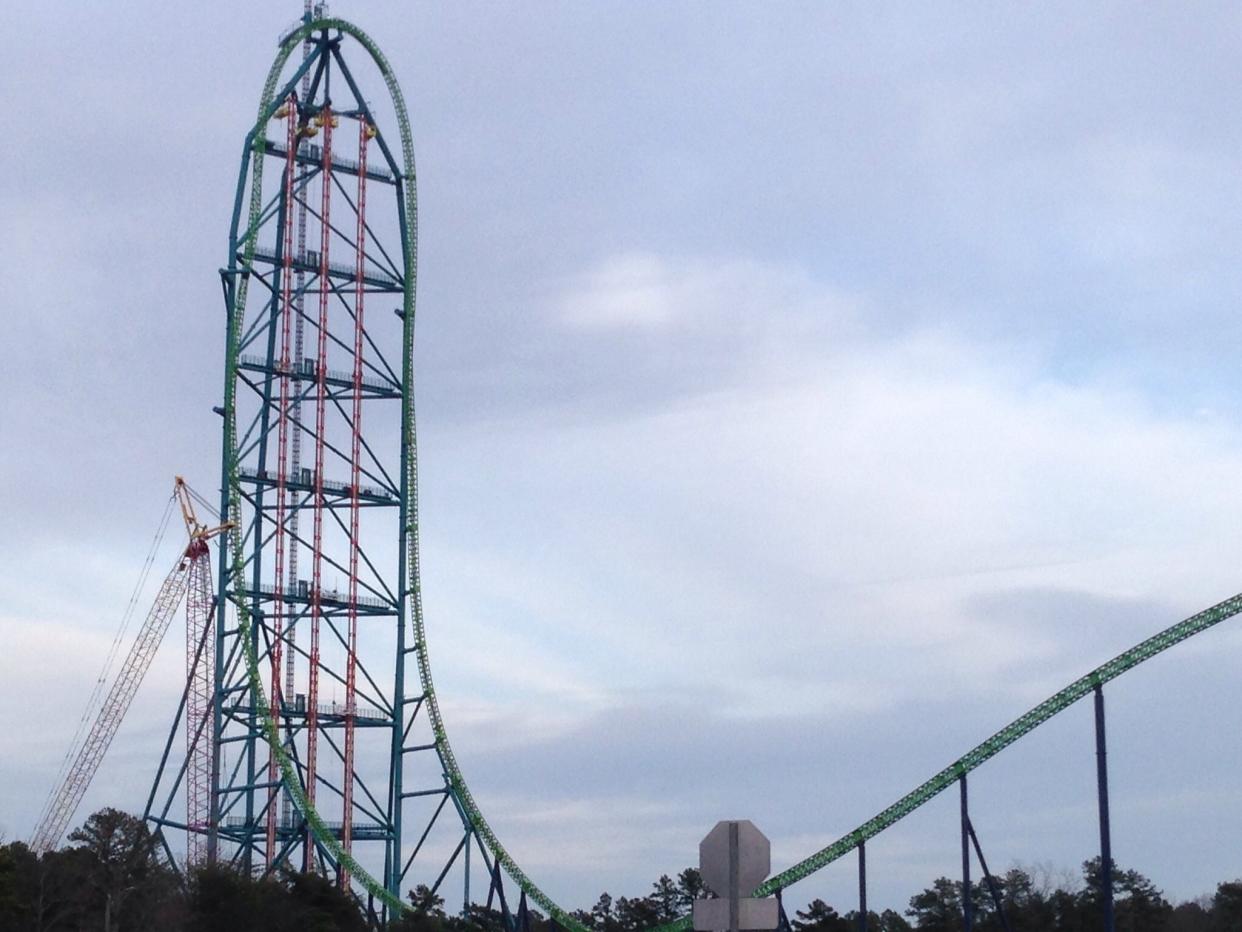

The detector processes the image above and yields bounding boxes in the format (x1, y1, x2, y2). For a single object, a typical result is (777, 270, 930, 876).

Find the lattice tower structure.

(143, 21, 531, 917)
(184, 539, 216, 866)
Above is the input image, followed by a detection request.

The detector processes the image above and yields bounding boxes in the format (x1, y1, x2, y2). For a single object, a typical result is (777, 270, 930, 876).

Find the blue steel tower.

(143, 17, 582, 920)
(145, 19, 599, 926)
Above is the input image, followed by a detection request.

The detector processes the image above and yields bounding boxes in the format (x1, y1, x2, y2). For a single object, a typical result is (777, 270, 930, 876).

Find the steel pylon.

(143, 18, 594, 928)
(144, 19, 460, 917)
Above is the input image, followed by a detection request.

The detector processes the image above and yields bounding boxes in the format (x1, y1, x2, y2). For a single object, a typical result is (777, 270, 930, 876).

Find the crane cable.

(185, 483, 220, 523)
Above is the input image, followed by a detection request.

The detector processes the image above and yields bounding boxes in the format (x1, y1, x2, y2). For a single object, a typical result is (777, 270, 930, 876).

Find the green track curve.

(650, 589, 1242, 932)
(221, 18, 1242, 931)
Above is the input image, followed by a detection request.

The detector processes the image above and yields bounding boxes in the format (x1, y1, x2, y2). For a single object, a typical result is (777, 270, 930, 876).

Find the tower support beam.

(1095, 684, 1115, 932)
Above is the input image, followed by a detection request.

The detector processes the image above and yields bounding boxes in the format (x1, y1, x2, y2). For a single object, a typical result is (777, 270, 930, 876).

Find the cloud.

(423, 255, 1242, 726)
(558, 252, 856, 340)
(376, 251, 1242, 906)
(6, 1, 1242, 913)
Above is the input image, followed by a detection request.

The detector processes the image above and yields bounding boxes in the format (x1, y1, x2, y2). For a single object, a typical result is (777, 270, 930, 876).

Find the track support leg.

(960, 774, 972, 932)
(1094, 683, 1115, 932)
(857, 842, 867, 932)
(517, 891, 531, 932)
(775, 889, 791, 932)
(965, 815, 1012, 932)
(464, 830, 471, 916)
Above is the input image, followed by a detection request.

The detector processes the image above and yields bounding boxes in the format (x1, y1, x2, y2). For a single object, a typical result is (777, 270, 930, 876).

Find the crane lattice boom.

(29, 559, 190, 853)
(31, 479, 231, 856)
(184, 542, 216, 865)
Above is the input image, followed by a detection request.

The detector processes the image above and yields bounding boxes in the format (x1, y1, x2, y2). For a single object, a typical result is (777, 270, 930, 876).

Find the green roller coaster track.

(648, 589, 1242, 932)
(220, 16, 1242, 930)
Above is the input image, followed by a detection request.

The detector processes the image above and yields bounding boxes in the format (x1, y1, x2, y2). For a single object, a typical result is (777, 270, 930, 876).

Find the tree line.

(2, 809, 1240, 932)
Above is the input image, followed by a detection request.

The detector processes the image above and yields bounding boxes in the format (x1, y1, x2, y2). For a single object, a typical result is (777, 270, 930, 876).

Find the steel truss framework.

(135, 14, 1242, 932)
(142, 19, 529, 921)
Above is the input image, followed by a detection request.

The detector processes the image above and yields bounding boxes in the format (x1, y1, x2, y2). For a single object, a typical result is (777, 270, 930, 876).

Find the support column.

(857, 842, 867, 932)
(960, 774, 972, 932)
(1094, 684, 1115, 932)
(965, 814, 1012, 932)
(464, 832, 471, 916)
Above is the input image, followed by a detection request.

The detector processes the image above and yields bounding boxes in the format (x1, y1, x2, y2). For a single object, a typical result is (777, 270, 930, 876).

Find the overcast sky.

(3, 0, 1242, 916)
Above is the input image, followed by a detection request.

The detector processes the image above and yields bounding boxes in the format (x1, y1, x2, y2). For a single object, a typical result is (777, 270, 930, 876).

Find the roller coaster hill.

(24, 12, 1242, 932)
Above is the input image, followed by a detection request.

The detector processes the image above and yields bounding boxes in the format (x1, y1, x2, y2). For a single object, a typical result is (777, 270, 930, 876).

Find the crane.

(29, 478, 232, 857)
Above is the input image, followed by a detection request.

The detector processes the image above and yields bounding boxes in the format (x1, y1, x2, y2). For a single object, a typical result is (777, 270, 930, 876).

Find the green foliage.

(875, 909, 915, 931)
(792, 898, 850, 932)
(183, 862, 368, 931)
(572, 873, 704, 932)
(1171, 901, 1211, 932)
(0, 810, 178, 932)
(1212, 881, 1242, 932)
(906, 877, 964, 931)
(389, 884, 449, 932)
(68, 807, 180, 931)
(676, 870, 707, 911)
(903, 860, 1186, 932)
(1, 843, 100, 931)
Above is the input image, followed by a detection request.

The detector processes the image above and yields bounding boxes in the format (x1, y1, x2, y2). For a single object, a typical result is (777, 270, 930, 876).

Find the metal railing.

(239, 465, 396, 502)
(237, 353, 399, 395)
(248, 581, 392, 612)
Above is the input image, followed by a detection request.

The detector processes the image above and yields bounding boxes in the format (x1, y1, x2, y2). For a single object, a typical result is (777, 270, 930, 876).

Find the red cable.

(306, 104, 333, 871)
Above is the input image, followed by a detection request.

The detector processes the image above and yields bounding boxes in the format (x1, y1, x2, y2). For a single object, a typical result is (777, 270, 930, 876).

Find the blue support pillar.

(857, 842, 867, 932)
(1094, 683, 1115, 932)
(517, 891, 531, 932)
(960, 774, 972, 932)
(775, 889, 792, 932)
(965, 815, 1012, 932)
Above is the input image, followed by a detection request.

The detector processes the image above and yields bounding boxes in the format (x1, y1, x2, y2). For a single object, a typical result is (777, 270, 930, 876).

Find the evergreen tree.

(284, 870, 367, 931)
(1080, 858, 1172, 932)
(651, 875, 681, 923)
(877, 908, 915, 931)
(1211, 882, 1242, 932)
(677, 869, 708, 911)
(615, 892, 663, 930)
(906, 877, 962, 931)
(994, 867, 1055, 932)
(0, 842, 93, 932)
(449, 903, 508, 932)
(390, 884, 449, 932)
(793, 898, 851, 932)
(68, 808, 176, 932)
(1170, 900, 1211, 932)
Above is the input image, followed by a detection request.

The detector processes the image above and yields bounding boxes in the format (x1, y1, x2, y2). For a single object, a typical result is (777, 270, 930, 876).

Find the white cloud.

(557, 252, 858, 342)
(427, 255, 1242, 731)
(359, 252, 1242, 908)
